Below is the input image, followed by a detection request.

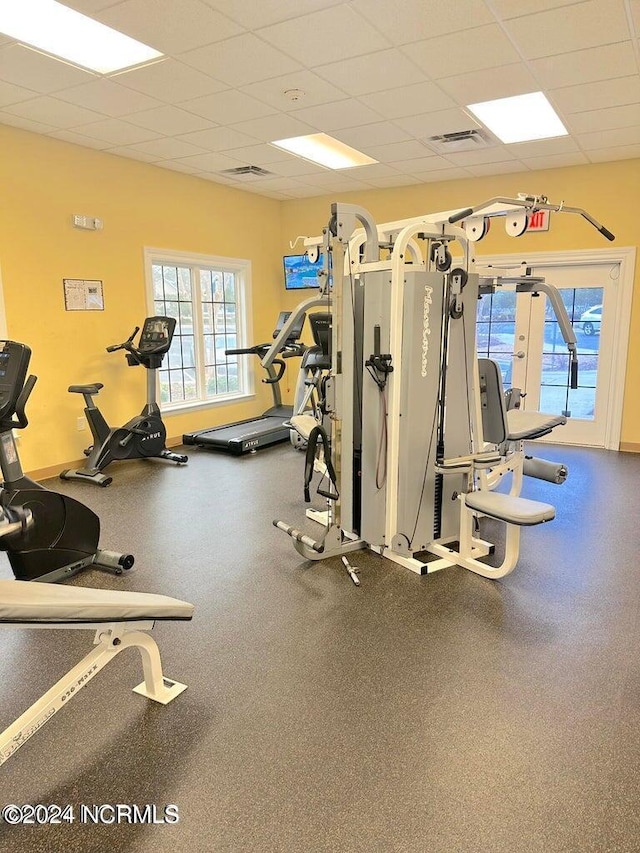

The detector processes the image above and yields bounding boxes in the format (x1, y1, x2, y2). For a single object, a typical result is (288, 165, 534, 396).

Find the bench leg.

(0, 624, 186, 767)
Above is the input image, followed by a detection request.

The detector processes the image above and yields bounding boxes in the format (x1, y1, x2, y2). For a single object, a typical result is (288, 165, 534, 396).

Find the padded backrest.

(477, 358, 509, 446)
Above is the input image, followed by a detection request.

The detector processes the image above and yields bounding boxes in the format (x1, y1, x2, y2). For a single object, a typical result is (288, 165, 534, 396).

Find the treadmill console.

(273, 311, 306, 343)
(0, 341, 31, 425)
(138, 316, 176, 355)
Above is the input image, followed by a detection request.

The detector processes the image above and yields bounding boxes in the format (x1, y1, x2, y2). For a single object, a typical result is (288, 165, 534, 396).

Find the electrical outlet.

(77, 417, 86, 431)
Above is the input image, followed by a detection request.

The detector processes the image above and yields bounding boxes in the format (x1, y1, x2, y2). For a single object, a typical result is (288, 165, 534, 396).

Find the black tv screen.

(283, 253, 323, 290)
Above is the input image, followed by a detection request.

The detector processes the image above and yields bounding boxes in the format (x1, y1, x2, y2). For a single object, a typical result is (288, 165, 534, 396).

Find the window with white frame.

(144, 249, 252, 411)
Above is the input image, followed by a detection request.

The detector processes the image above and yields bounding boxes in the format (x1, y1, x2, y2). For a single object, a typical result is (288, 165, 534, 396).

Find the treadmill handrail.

(262, 295, 332, 371)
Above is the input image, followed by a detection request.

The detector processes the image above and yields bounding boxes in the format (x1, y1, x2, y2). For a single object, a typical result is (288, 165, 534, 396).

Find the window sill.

(161, 392, 255, 416)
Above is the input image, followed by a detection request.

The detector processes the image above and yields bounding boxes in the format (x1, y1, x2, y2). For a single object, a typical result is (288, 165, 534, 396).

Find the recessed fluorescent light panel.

(0, 0, 163, 74)
(466, 92, 568, 144)
(271, 133, 378, 170)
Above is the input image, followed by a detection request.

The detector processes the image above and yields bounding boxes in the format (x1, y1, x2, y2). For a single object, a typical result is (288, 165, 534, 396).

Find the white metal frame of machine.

(271, 195, 615, 580)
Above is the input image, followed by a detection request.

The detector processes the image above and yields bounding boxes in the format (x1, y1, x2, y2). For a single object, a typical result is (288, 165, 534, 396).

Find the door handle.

(513, 351, 526, 359)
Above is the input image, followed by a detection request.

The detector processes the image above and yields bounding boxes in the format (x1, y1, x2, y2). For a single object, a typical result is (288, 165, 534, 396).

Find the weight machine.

(268, 195, 614, 580)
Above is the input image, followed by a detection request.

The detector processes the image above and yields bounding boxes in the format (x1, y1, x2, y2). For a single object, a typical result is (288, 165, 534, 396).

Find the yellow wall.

(1, 122, 639, 475)
(280, 160, 640, 447)
(0, 124, 283, 472)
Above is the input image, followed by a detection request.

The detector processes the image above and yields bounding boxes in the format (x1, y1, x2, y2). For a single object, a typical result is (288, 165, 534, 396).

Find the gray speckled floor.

(0, 443, 639, 853)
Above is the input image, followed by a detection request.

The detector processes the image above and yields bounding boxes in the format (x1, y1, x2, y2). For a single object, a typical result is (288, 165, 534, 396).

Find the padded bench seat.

(465, 490, 555, 526)
(0, 580, 194, 624)
(507, 409, 567, 441)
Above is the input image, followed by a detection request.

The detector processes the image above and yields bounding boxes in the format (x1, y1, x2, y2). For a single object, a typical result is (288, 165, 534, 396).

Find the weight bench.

(0, 581, 194, 767)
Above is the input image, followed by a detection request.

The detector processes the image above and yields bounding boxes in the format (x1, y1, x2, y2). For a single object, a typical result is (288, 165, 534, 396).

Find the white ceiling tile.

(112, 59, 227, 103)
(505, 136, 579, 157)
(230, 113, 316, 142)
(395, 109, 480, 138)
(0, 81, 37, 108)
(443, 147, 518, 167)
(0, 45, 94, 93)
(259, 156, 329, 176)
(278, 184, 330, 197)
(587, 144, 640, 162)
(577, 126, 640, 150)
(491, 0, 588, 17)
(258, 6, 390, 67)
(96, 0, 243, 53)
(388, 155, 464, 174)
(465, 161, 528, 176)
(350, 0, 493, 45)
(0, 113, 57, 134)
(172, 152, 245, 171)
(182, 90, 276, 123)
(415, 168, 473, 183)
(106, 146, 163, 163)
(62, 1, 124, 11)
(335, 122, 410, 149)
(520, 152, 589, 169)
(126, 105, 214, 134)
(69, 118, 162, 145)
(345, 162, 404, 179)
(3, 97, 105, 129)
(205, 0, 342, 29)
(315, 50, 427, 97)
(551, 76, 640, 115)
(502, 0, 632, 59)
(48, 129, 113, 149)
(289, 99, 382, 131)
(180, 34, 301, 88)
(437, 64, 538, 106)
(240, 70, 348, 113)
(530, 42, 638, 89)
(365, 174, 428, 188)
(300, 172, 373, 191)
(127, 137, 211, 159)
(175, 126, 260, 151)
(161, 160, 200, 174)
(222, 143, 294, 165)
(567, 103, 640, 135)
(55, 80, 164, 117)
(362, 139, 433, 162)
(402, 25, 520, 78)
(359, 82, 455, 120)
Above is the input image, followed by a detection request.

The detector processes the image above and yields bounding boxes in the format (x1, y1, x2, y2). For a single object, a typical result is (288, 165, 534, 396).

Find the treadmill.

(183, 312, 306, 455)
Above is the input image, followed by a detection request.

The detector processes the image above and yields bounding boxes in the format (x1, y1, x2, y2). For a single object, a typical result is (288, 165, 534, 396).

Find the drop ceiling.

(0, 0, 639, 199)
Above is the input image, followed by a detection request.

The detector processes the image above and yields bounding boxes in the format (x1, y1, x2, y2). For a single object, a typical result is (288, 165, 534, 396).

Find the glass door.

(477, 261, 621, 447)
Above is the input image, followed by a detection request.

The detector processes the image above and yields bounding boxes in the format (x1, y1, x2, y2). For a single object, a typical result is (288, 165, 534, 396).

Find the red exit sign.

(527, 209, 550, 232)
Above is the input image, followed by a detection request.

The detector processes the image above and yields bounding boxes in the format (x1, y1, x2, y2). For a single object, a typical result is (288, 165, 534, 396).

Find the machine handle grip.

(570, 360, 579, 390)
(449, 207, 473, 224)
(263, 359, 286, 384)
(13, 374, 37, 429)
(107, 326, 140, 353)
(598, 225, 615, 242)
(225, 346, 261, 356)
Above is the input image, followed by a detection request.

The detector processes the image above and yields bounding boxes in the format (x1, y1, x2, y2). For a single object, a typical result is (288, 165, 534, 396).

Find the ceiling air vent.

(220, 165, 273, 180)
(425, 128, 493, 154)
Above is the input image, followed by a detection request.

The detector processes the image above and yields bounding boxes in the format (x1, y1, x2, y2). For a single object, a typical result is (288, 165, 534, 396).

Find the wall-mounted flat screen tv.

(283, 252, 323, 290)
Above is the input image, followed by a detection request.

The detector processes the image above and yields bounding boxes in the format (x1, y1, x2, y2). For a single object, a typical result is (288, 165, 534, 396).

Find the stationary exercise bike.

(0, 339, 134, 581)
(60, 316, 188, 487)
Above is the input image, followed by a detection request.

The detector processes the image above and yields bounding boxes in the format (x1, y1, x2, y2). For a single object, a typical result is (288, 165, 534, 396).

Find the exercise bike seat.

(68, 383, 104, 395)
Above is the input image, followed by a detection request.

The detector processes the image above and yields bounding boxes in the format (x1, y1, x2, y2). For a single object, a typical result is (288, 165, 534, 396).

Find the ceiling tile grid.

(0, 0, 637, 196)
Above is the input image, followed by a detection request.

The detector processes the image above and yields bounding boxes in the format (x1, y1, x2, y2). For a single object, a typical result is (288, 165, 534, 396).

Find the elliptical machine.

(0, 339, 134, 582)
(61, 316, 188, 487)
